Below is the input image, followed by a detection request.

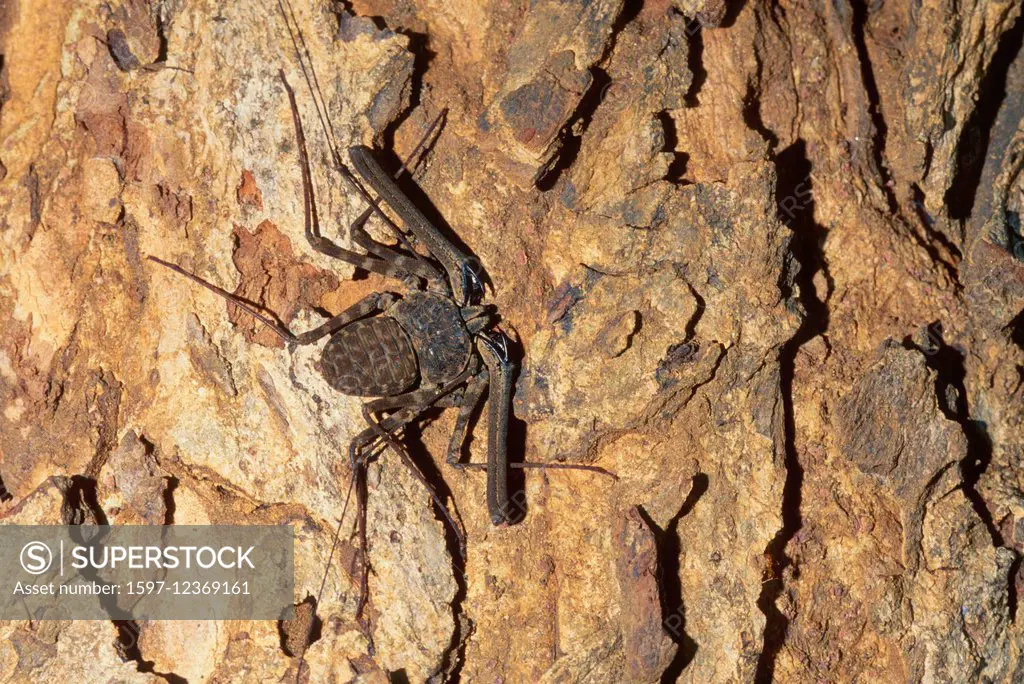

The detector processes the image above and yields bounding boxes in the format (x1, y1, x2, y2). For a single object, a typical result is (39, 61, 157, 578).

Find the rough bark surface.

(0, 0, 1022, 682)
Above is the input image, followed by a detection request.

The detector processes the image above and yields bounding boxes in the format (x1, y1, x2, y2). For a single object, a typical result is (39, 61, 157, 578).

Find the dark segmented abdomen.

(320, 317, 418, 396)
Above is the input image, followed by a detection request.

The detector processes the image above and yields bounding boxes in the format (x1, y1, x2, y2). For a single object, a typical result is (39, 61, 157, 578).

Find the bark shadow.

(638, 472, 709, 681)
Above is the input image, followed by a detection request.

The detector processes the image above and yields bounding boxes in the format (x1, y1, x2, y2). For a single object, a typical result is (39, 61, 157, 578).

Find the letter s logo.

(20, 542, 53, 575)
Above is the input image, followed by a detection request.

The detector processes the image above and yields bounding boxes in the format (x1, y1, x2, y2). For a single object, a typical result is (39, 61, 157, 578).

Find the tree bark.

(0, 0, 1022, 681)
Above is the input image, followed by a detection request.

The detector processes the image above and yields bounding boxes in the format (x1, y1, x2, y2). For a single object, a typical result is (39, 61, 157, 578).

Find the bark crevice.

(755, 140, 830, 684)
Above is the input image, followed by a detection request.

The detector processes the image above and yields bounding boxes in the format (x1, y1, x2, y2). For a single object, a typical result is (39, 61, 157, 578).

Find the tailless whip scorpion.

(147, 0, 614, 662)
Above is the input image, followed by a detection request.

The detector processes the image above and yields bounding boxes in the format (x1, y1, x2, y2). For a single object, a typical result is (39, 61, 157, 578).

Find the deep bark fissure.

(657, 110, 690, 184)
(850, 0, 964, 282)
(849, 0, 896, 214)
(113, 619, 189, 684)
(637, 473, 708, 682)
(534, 67, 612, 191)
(905, 328, 1004, 548)
(680, 276, 706, 343)
(946, 12, 1024, 222)
(684, 22, 705, 107)
(162, 475, 178, 525)
(755, 140, 830, 684)
(1010, 554, 1022, 623)
(535, 0, 644, 191)
(1010, 308, 1024, 350)
(58, 478, 188, 682)
(904, 327, 1021, 621)
(154, 0, 171, 65)
(60, 474, 109, 526)
(379, 28, 433, 156)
